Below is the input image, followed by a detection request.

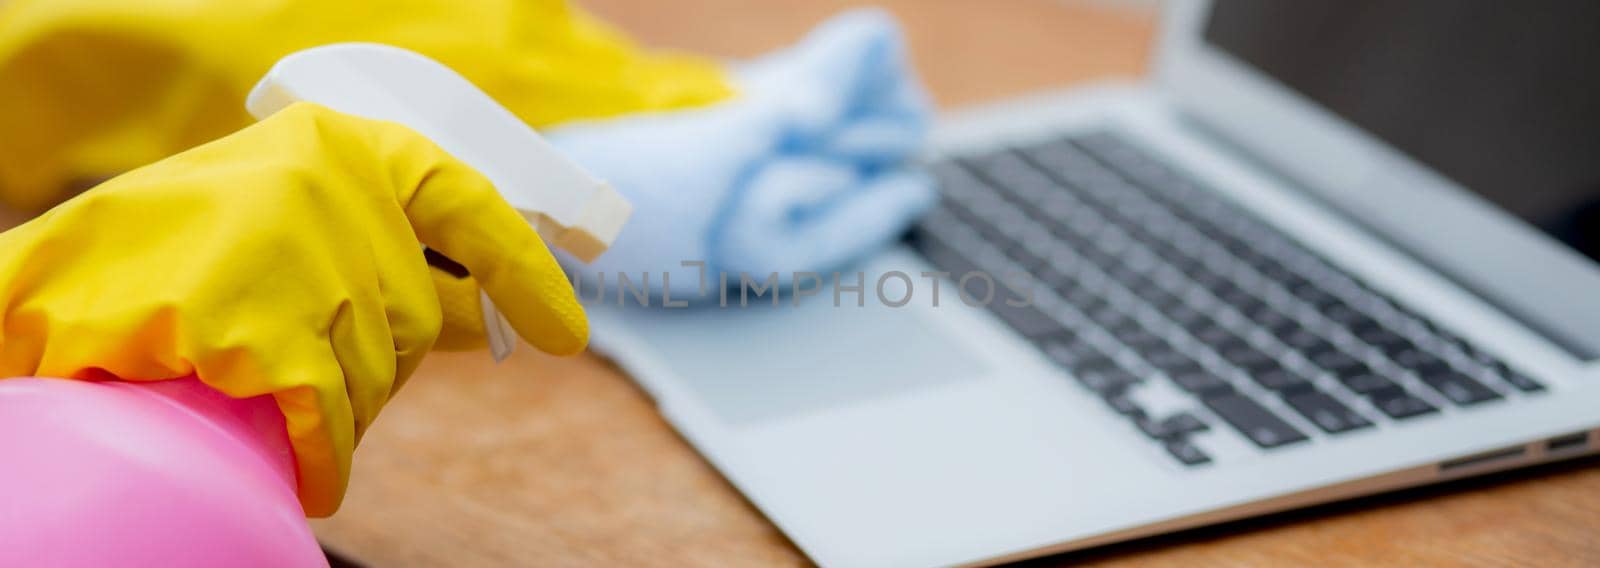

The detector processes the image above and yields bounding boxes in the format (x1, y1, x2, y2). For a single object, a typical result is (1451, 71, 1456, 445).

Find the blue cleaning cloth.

(548, 9, 936, 298)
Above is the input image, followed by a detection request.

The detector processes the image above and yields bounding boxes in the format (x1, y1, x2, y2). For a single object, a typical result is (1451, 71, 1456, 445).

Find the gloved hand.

(0, 102, 586, 517)
(550, 9, 937, 297)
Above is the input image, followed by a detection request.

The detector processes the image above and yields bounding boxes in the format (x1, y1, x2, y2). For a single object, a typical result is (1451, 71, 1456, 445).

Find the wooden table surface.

(301, 1, 1600, 565)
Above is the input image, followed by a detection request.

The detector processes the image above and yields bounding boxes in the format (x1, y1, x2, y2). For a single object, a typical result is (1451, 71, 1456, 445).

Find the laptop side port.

(1438, 445, 1529, 475)
(1545, 431, 1590, 454)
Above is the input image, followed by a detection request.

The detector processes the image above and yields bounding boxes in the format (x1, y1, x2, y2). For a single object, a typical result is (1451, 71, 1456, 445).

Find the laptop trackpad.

(615, 296, 987, 426)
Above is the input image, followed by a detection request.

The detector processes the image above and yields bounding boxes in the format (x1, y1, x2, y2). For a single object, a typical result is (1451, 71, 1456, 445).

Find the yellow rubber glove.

(0, 0, 732, 213)
(0, 102, 587, 517)
(0, 0, 730, 351)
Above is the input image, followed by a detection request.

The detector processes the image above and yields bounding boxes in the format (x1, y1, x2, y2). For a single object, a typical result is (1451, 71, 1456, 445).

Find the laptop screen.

(1202, 0, 1600, 263)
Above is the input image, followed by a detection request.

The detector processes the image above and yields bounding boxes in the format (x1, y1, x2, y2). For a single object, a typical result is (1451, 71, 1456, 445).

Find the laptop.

(582, 1, 1600, 565)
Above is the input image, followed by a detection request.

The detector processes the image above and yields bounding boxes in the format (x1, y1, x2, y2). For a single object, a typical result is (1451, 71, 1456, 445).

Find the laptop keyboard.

(908, 131, 1546, 467)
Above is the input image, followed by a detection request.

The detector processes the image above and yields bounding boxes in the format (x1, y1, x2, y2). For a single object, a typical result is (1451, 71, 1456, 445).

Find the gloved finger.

(387, 130, 587, 356)
(365, 219, 447, 393)
(716, 158, 937, 275)
(430, 267, 490, 351)
(322, 273, 402, 442)
(266, 343, 362, 517)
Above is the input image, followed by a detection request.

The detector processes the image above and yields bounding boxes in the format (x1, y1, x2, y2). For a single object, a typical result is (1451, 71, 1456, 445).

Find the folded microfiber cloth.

(549, 8, 937, 298)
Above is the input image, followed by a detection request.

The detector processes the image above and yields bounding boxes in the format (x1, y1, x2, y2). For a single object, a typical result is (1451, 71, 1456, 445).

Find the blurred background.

(574, 0, 1157, 108)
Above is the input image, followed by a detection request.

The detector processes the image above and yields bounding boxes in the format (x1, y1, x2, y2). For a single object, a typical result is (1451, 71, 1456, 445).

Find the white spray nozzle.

(247, 43, 630, 361)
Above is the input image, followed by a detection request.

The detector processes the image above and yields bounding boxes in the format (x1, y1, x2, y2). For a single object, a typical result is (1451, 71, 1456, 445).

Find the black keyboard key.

(1280, 274, 1313, 294)
(1161, 412, 1210, 435)
(1031, 192, 1081, 226)
(1003, 240, 1050, 272)
(1393, 349, 1449, 375)
(1419, 371, 1502, 406)
(1409, 358, 1458, 379)
(1134, 416, 1167, 438)
(1463, 357, 1546, 393)
(1170, 371, 1235, 396)
(1208, 282, 1246, 303)
(1258, 260, 1296, 282)
(1134, 285, 1184, 310)
(1221, 294, 1269, 318)
(943, 201, 1014, 245)
(1061, 288, 1105, 312)
(1246, 306, 1297, 331)
(1375, 337, 1421, 358)
(1139, 411, 1210, 439)
(1087, 305, 1136, 329)
(1192, 322, 1240, 347)
(1035, 264, 1077, 292)
(1338, 370, 1398, 395)
(1078, 246, 1120, 270)
(1284, 390, 1373, 434)
(1164, 438, 1212, 466)
(1437, 329, 1474, 353)
(1145, 348, 1203, 376)
(1165, 304, 1207, 327)
(1104, 393, 1144, 417)
(912, 223, 983, 276)
(1130, 338, 1180, 360)
(1181, 314, 1220, 333)
(1499, 367, 1546, 393)
(1412, 315, 1442, 335)
(987, 300, 1063, 339)
(1370, 388, 1438, 419)
(1463, 345, 1501, 368)
(1070, 355, 1121, 374)
(1203, 393, 1309, 448)
(1076, 367, 1140, 395)
(1346, 315, 1385, 334)
(1290, 282, 1341, 308)
(1192, 267, 1231, 292)
(1301, 338, 1341, 357)
(1310, 350, 1367, 376)
(1241, 251, 1281, 273)
(1219, 343, 1279, 373)
(1110, 324, 1165, 349)
(1106, 264, 1144, 285)
(1280, 327, 1325, 350)
(1252, 366, 1314, 392)
(1355, 327, 1411, 351)
(1152, 243, 1198, 270)
(1332, 364, 1376, 383)
(1042, 338, 1107, 369)
(1321, 302, 1379, 330)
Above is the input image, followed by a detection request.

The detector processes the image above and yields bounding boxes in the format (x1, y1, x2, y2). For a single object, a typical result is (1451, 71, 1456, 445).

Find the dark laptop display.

(1205, 0, 1600, 262)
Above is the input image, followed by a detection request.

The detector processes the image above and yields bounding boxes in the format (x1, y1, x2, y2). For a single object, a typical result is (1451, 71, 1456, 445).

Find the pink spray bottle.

(0, 376, 326, 566)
